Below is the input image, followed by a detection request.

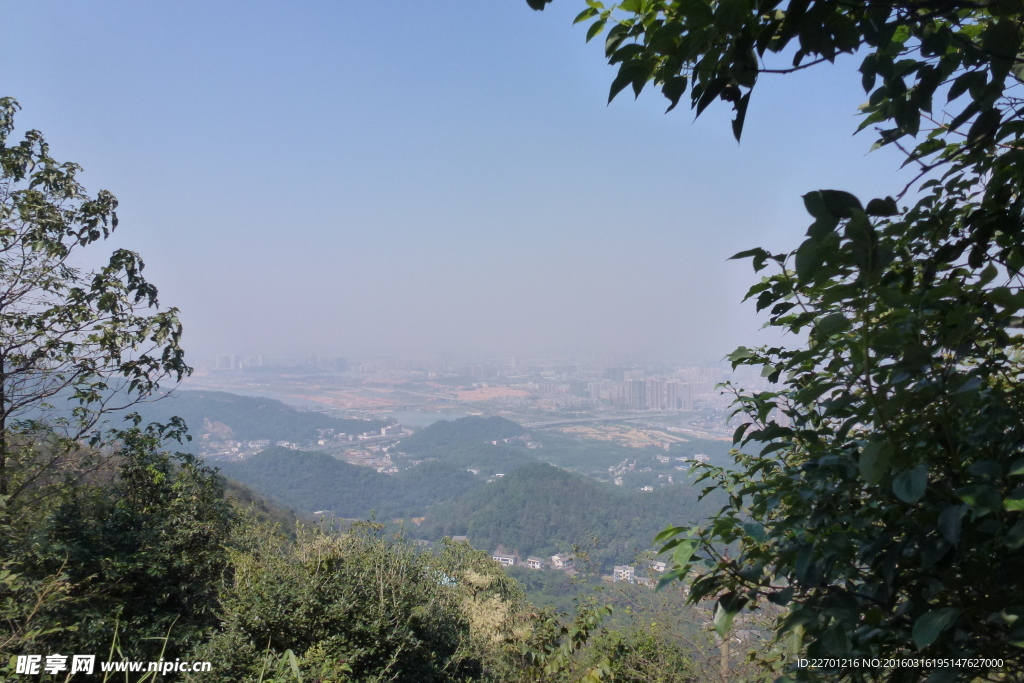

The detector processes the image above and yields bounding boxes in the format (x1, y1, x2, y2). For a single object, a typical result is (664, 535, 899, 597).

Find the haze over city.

(3, 1, 913, 362)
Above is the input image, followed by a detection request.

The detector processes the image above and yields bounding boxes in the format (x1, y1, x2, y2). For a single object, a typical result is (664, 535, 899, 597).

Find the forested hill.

(131, 390, 387, 444)
(399, 415, 527, 453)
(416, 463, 712, 562)
(216, 447, 482, 519)
(394, 415, 536, 474)
(220, 477, 303, 532)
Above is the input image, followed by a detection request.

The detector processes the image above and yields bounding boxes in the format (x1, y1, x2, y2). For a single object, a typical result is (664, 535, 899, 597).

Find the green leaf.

(794, 239, 823, 280)
(860, 53, 877, 92)
(814, 313, 851, 337)
(729, 346, 753, 363)
(713, 594, 741, 637)
(1003, 488, 1024, 512)
(859, 441, 892, 485)
(678, 0, 714, 28)
(795, 383, 837, 405)
(662, 76, 688, 112)
(671, 539, 696, 567)
(767, 587, 794, 606)
(865, 196, 898, 216)
(731, 91, 751, 142)
(653, 525, 688, 544)
(694, 77, 728, 117)
(608, 60, 650, 103)
(573, 7, 599, 24)
(1010, 459, 1024, 476)
(586, 19, 607, 42)
(715, 0, 747, 33)
(819, 626, 852, 655)
(956, 484, 1002, 516)
(938, 505, 967, 545)
(732, 421, 752, 444)
(979, 262, 999, 286)
(913, 608, 958, 650)
(966, 459, 1000, 479)
(967, 108, 1001, 144)
(1006, 519, 1024, 549)
(981, 19, 1023, 60)
(286, 649, 302, 682)
(731, 246, 770, 271)
(803, 190, 863, 219)
(893, 465, 928, 503)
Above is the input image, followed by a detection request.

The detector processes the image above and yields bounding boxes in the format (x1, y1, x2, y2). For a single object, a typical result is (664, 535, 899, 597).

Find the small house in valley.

(551, 553, 574, 570)
(492, 552, 516, 567)
(613, 565, 636, 583)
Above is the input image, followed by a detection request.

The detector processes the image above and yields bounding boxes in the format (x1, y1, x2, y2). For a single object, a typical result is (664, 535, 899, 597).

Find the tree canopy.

(531, 0, 1024, 678)
(0, 97, 188, 507)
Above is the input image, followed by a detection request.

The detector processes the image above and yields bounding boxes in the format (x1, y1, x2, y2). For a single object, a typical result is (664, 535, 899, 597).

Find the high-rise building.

(665, 381, 681, 410)
(628, 380, 646, 410)
(605, 366, 625, 382)
(646, 379, 665, 411)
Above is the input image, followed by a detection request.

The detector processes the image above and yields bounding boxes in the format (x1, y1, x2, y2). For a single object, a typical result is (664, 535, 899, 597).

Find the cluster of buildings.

(197, 437, 273, 461)
(535, 378, 696, 411)
(201, 354, 766, 413)
(611, 561, 668, 587)
(487, 549, 670, 587)
(607, 453, 710, 488)
(489, 551, 576, 572)
(198, 424, 405, 464)
(211, 354, 349, 372)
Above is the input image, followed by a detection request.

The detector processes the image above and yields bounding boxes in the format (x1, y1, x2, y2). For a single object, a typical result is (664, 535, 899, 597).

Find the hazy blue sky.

(3, 1, 912, 362)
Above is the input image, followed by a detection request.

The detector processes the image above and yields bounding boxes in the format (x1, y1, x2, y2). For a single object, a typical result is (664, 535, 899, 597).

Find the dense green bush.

(5, 422, 233, 665)
(189, 527, 530, 682)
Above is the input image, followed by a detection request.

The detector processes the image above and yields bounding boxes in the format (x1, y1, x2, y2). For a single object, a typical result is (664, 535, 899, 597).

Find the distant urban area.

(183, 353, 778, 468)
(130, 354, 775, 581)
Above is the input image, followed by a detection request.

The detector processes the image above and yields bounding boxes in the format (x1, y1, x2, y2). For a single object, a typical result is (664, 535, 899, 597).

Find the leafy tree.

(0, 97, 187, 511)
(584, 625, 698, 683)
(28, 420, 233, 662)
(529, 0, 1024, 678)
(190, 525, 517, 682)
(0, 98, 226, 671)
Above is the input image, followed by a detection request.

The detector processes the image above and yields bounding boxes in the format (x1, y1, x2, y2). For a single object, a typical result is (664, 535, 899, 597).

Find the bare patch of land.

(557, 424, 691, 448)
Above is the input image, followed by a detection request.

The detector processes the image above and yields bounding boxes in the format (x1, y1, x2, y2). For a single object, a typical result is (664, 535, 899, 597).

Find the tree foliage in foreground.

(10, 421, 232, 664)
(530, 0, 1024, 679)
(0, 97, 188, 509)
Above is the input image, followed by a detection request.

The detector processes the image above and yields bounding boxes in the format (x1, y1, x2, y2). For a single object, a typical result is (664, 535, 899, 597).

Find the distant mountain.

(395, 416, 535, 474)
(416, 463, 711, 564)
(534, 430, 734, 479)
(217, 447, 482, 519)
(210, 414, 715, 566)
(131, 391, 386, 445)
(399, 415, 527, 453)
